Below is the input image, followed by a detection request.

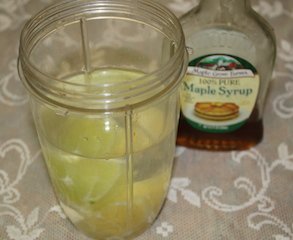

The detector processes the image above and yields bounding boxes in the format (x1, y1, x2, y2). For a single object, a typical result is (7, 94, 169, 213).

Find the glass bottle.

(176, 0, 276, 150)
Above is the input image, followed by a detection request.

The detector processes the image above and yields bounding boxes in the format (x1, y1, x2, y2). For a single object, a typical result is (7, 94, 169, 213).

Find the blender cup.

(18, 0, 187, 239)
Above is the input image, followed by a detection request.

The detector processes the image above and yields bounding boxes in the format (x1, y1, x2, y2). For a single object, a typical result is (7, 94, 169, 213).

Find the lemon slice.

(74, 169, 170, 239)
(45, 149, 125, 207)
(136, 107, 165, 140)
(40, 108, 126, 158)
(58, 117, 125, 158)
(132, 107, 166, 151)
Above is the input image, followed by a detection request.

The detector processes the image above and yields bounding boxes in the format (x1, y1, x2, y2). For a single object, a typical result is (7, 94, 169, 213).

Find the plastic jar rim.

(18, 0, 188, 112)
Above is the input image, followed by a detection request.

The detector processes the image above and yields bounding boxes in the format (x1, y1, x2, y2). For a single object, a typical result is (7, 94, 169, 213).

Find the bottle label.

(180, 54, 260, 133)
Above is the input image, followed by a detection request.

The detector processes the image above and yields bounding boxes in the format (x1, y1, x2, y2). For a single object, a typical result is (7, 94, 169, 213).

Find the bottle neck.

(199, 0, 250, 13)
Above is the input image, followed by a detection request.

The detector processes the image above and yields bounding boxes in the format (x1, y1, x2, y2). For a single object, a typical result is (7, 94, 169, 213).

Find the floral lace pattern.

(0, 0, 292, 239)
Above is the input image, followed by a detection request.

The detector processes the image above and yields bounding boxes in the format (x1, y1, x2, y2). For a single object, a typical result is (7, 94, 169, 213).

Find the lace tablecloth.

(1, 0, 293, 239)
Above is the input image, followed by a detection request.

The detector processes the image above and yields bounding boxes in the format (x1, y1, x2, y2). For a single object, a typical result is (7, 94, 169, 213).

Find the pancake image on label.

(194, 102, 239, 121)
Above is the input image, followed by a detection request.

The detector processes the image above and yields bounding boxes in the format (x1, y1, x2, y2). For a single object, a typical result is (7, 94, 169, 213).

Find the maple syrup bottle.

(177, 0, 276, 150)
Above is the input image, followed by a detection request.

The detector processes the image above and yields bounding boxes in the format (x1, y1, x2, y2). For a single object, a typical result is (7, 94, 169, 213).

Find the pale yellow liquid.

(38, 69, 175, 239)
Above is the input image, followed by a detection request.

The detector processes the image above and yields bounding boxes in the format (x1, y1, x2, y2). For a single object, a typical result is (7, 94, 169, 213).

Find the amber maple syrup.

(177, 108, 263, 151)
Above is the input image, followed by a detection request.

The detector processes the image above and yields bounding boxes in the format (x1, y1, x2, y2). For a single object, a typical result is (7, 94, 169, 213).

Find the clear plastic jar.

(18, 0, 187, 239)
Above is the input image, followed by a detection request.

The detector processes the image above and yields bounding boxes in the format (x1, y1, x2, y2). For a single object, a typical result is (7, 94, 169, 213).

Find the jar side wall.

(29, 69, 180, 239)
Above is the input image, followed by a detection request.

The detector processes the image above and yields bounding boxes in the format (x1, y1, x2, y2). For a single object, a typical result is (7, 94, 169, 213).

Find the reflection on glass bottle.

(177, 0, 276, 151)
